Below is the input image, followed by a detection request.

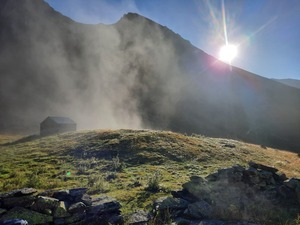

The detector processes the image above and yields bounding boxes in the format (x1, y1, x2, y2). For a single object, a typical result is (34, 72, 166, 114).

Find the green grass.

(0, 129, 299, 223)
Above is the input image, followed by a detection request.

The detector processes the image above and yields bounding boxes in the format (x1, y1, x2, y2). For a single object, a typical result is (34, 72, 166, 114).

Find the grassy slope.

(0, 129, 300, 215)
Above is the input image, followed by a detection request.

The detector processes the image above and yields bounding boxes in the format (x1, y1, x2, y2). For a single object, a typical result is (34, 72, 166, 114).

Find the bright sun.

(218, 44, 238, 63)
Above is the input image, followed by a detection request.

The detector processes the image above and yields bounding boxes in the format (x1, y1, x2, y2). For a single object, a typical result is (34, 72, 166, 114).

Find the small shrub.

(111, 155, 125, 172)
(26, 171, 42, 188)
(87, 175, 109, 194)
(145, 170, 162, 192)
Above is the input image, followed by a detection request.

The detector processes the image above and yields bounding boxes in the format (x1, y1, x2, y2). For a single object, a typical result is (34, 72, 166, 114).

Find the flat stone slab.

(0, 207, 52, 225)
(0, 189, 37, 198)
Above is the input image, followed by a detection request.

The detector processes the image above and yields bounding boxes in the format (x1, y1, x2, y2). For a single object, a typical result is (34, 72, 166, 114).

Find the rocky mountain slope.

(0, 0, 300, 151)
(274, 78, 300, 89)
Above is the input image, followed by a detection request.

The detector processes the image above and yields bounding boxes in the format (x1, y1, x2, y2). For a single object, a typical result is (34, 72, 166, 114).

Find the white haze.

(0, 0, 186, 133)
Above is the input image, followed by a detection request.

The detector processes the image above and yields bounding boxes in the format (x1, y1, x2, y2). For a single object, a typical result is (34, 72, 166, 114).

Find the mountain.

(273, 78, 300, 89)
(0, 0, 300, 152)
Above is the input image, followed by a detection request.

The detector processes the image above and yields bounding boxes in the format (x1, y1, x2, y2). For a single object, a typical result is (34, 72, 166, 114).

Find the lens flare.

(219, 44, 238, 63)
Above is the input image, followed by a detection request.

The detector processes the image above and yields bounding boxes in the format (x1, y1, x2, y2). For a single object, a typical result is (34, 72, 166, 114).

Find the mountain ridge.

(0, 0, 299, 152)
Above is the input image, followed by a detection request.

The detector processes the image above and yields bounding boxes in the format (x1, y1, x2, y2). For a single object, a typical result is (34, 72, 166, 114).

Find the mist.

(0, 0, 186, 133)
(0, 0, 300, 152)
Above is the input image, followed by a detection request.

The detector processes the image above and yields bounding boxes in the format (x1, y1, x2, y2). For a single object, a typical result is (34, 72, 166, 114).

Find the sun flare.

(218, 44, 238, 63)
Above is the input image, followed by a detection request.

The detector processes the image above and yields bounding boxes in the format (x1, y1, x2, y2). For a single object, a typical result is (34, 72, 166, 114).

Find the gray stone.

(53, 201, 70, 218)
(274, 171, 287, 182)
(0, 207, 53, 225)
(77, 194, 92, 207)
(2, 196, 36, 209)
(182, 177, 211, 201)
(107, 214, 124, 225)
(69, 188, 87, 197)
(187, 200, 212, 219)
(89, 196, 121, 215)
(189, 176, 207, 184)
(64, 213, 85, 224)
(205, 173, 218, 182)
(0, 208, 7, 215)
(284, 178, 300, 189)
(196, 220, 227, 225)
(68, 202, 87, 214)
(0, 188, 37, 198)
(173, 217, 192, 225)
(248, 162, 278, 173)
(53, 218, 65, 225)
(155, 197, 189, 210)
(126, 210, 150, 224)
(296, 185, 300, 204)
(32, 196, 59, 210)
(52, 190, 70, 201)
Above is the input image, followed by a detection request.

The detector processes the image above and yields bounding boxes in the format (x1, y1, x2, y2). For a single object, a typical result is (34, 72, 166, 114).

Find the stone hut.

(40, 116, 76, 136)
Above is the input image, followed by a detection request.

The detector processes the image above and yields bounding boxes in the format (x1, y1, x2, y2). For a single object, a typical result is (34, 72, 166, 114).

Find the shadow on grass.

(1, 134, 40, 146)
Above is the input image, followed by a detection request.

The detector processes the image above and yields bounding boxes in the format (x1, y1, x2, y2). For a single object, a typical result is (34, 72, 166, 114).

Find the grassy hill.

(1, 129, 300, 217)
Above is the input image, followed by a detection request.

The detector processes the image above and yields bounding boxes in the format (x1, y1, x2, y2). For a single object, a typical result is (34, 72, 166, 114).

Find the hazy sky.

(44, 0, 300, 80)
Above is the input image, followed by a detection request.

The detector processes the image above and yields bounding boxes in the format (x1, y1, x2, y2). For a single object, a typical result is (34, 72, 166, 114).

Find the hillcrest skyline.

(44, 0, 300, 80)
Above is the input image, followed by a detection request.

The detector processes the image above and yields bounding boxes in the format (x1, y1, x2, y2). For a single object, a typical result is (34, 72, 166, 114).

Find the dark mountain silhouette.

(0, 0, 300, 152)
(273, 78, 300, 89)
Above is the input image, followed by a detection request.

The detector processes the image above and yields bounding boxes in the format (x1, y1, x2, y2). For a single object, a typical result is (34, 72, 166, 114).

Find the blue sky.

(45, 0, 300, 80)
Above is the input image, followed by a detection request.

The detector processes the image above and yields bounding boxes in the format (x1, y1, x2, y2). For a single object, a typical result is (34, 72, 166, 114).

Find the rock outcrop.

(154, 162, 300, 225)
(0, 188, 122, 225)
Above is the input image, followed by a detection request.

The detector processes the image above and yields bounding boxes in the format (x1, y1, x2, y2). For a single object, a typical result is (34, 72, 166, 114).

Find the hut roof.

(43, 116, 76, 125)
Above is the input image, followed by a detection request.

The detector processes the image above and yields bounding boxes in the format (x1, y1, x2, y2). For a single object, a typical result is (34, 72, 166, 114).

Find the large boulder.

(182, 176, 211, 201)
(126, 210, 151, 225)
(0, 207, 52, 225)
(185, 200, 212, 219)
(89, 196, 121, 215)
(154, 197, 189, 210)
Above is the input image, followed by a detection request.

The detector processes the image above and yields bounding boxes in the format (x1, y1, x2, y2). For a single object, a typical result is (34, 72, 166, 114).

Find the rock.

(32, 196, 59, 211)
(273, 171, 287, 182)
(64, 213, 85, 224)
(205, 173, 218, 182)
(0, 209, 7, 216)
(296, 185, 300, 204)
(0, 207, 52, 225)
(171, 190, 197, 203)
(215, 166, 244, 182)
(107, 214, 124, 225)
(182, 177, 211, 201)
(196, 220, 227, 225)
(154, 197, 189, 210)
(126, 210, 150, 225)
(186, 200, 212, 219)
(2, 196, 36, 209)
(53, 218, 65, 225)
(0, 219, 28, 225)
(89, 196, 121, 215)
(284, 178, 300, 189)
(77, 194, 92, 207)
(248, 162, 278, 174)
(52, 190, 70, 201)
(173, 217, 192, 225)
(223, 143, 236, 148)
(69, 188, 87, 197)
(53, 201, 70, 218)
(258, 170, 273, 180)
(190, 176, 207, 184)
(68, 202, 87, 214)
(228, 222, 263, 225)
(0, 189, 37, 198)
